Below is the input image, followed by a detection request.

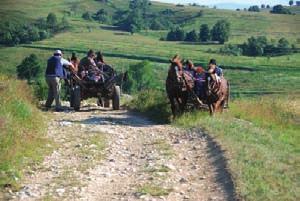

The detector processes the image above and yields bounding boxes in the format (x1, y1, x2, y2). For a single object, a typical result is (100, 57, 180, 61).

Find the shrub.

(211, 20, 231, 44)
(270, 5, 291, 14)
(166, 27, 185, 41)
(219, 44, 243, 56)
(82, 12, 92, 20)
(123, 61, 159, 93)
(184, 30, 198, 42)
(128, 90, 171, 123)
(16, 54, 42, 81)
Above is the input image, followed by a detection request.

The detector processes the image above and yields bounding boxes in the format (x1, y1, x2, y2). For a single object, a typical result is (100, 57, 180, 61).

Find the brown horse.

(204, 73, 230, 115)
(166, 56, 195, 117)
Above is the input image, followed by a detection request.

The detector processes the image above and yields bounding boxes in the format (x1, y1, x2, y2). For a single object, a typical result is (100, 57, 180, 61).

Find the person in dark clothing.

(45, 50, 74, 111)
(78, 49, 97, 78)
(208, 59, 223, 77)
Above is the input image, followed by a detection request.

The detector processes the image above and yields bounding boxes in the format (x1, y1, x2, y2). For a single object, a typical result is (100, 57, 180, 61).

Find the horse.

(204, 73, 230, 116)
(166, 57, 194, 117)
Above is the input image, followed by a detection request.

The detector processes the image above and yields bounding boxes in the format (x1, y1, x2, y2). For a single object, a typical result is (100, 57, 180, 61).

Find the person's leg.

(53, 77, 62, 110)
(45, 77, 54, 108)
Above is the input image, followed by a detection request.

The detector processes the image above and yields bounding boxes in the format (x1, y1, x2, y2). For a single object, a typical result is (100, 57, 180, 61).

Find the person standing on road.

(45, 50, 74, 112)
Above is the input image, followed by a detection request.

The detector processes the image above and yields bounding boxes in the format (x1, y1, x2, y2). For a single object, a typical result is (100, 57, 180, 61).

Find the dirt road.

(7, 104, 235, 201)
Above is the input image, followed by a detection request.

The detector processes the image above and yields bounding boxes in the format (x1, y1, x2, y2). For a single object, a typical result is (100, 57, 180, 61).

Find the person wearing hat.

(45, 50, 74, 111)
(207, 59, 223, 83)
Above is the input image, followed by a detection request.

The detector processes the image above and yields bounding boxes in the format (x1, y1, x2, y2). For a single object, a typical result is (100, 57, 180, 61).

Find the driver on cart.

(78, 49, 104, 83)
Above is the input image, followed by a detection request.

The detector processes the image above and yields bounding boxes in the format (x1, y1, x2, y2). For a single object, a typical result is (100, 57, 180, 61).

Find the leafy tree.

(242, 36, 268, 56)
(150, 19, 164, 30)
(166, 27, 185, 41)
(289, 0, 294, 6)
(16, 54, 41, 81)
(19, 28, 30, 44)
(28, 26, 40, 41)
(266, 5, 270, 9)
(271, 5, 291, 14)
(82, 12, 92, 20)
(35, 18, 47, 29)
(248, 5, 260, 12)
(211, 20, 231, 44)
(61, 16, 70, 29)
(185, 30, 198, 42)
(123, 61, 158, 93)
(93, 9, 111, 24)
(39, 30, 49, 40)
(261, 4, 266, 9)
(278, 37, 289, 48)
(47, 13, 58, 30)
(199, 24, 210, 42)
(0, 31, 13, 45)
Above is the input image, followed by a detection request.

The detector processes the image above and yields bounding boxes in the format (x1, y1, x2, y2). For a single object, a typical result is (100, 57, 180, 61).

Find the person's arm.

(61, 58, 75, 72)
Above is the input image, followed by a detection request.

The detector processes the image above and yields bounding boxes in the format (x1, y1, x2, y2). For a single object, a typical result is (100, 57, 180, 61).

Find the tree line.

(243, 4, 292, 14)
(219, 36, 297, 57)
(165, 20, 231, 44)
(82, 0, 202, 34)
(0, 13, 69, 46)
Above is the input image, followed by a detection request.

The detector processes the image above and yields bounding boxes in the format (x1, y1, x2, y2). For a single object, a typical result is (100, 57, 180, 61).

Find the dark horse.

(166, 57, 229, 117)
(166, 56, 194, 117)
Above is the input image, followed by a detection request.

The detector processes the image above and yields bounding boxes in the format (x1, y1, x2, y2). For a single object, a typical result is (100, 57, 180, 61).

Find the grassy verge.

(0, 76, 50, 190)
(127, 90, 171, 123)
(129, 90, 299, 201)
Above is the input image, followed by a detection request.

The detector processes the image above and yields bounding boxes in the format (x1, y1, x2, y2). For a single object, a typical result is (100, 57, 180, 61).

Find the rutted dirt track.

(8, 104, 235, 201)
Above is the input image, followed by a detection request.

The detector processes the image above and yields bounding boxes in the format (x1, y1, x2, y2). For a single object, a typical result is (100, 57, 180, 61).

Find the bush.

(219, 44, 243, 56)
(93, 9, 112, 24)
(271, 5, 291, 14)
(150, 19, 164, 30)
(82, 12, 92, 20)
(184, 30, 198, 42)
(166, 27, 185, 41)
(123, 61, 159, 93)
(47, 12, 58, 30)
(16, 54, 42, 81)
(128, 90, 171, 123)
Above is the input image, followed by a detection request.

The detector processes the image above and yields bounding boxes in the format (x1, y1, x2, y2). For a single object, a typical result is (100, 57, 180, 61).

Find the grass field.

(0, 1, 300, 94)
(0, 76, 50, 189)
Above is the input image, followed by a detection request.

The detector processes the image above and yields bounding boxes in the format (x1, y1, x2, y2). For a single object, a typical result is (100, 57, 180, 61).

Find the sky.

(155, 0, 289, 9)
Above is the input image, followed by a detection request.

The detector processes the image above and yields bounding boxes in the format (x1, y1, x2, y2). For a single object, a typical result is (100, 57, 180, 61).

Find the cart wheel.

(73, 85, 81, 111)
(104, 98, 110, 108)
(112, 85, 120, 110)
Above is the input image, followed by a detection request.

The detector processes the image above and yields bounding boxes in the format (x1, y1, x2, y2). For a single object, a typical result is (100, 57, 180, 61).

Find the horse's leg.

(168, 95, 176, 118)
(208, 104, 214, 116)
(214, 100, 223, 113)
(219, 98, 226, 113)
(180, 92, 188, 113)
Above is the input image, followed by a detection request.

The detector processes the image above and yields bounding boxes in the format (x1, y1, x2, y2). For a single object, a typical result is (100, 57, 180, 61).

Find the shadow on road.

(203, 132, 239, 201)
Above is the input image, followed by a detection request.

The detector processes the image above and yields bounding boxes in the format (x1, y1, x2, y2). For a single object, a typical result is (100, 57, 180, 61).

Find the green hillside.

(0, 0, 300, 94)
